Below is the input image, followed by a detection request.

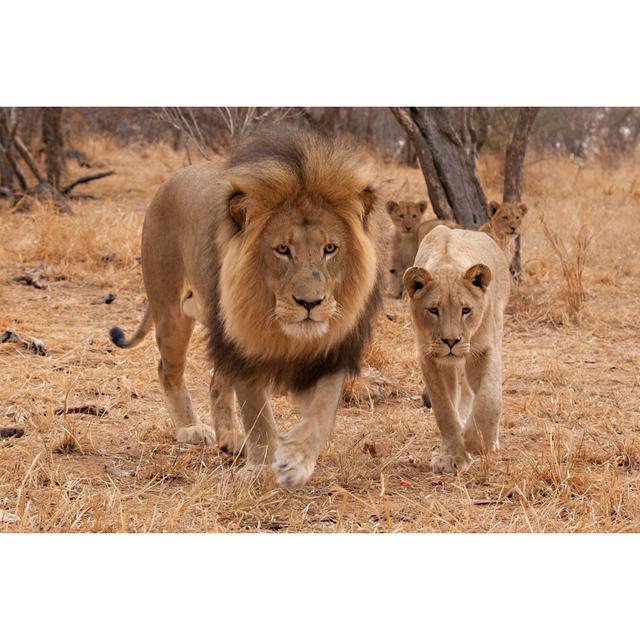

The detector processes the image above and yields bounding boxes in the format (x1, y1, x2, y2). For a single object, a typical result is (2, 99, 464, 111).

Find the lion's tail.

(109, 306, 154, 349)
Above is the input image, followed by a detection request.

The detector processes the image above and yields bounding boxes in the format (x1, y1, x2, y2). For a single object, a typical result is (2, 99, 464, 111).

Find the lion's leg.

(234, 380, 277, 468)
(155, 312, 213, 445)
(422, 358, 472, 474)
(463, 350, 502, 454)
(209, 372, 245, 456)
(273, 369, 345, 488)
(458, 368, 475, 423)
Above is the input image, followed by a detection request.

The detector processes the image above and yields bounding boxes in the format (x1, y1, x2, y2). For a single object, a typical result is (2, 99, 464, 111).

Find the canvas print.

(0, 107, 637, 532)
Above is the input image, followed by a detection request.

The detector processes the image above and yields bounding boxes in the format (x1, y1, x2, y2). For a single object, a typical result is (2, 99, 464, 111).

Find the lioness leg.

(155, 312, 213, 445)
(273, 369, 345, 488)
(209, 372, 245, 456)
(234, 381, 277, 467)
(422, 359, 472, 474)
(463, 350, 502, 454)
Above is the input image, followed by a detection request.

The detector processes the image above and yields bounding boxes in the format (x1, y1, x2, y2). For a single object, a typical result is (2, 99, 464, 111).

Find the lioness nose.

(442, 338, 461, 349)
(293, 296, 324, 311)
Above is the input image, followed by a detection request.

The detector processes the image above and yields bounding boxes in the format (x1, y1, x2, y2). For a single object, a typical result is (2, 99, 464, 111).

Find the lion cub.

(479, 201, 528, 251)
(416, 201, 528, 269)
(386, 200, 428, 297)
(403, 225, 511, 474)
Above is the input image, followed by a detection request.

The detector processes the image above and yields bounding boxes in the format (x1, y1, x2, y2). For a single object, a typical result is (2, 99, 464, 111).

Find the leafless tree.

(0, 107, 113, 211)
(391, 107, 489, 227)
(503, 107, 539, 279)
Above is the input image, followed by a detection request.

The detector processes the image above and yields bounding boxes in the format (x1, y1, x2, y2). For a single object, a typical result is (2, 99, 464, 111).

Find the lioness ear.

(418, 200, 428, 214)
(403, 266, 432, 299)
(519, 203, 528, 215)
(464, 264, 492, 291)
(228, 191, 248, 230)
(488, 201, 500, 217)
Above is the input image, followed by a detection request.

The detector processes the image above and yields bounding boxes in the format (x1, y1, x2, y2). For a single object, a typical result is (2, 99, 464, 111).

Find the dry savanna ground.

(1, 137, 639, 532)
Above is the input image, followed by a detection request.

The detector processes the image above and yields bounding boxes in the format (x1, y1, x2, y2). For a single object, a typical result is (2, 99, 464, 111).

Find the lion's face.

(403, 263, 492, 362)
(386, 200, 428, 235)
(488, 201, 528, 236)
(260, 207, 350, 341)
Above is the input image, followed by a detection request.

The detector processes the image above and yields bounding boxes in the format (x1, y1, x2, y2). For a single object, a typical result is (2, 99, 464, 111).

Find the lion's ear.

(386, 200, 399, 216)
(228, 191, 248, 229)
(418, 200, 428, 214)
(360, 187, 376, 222)
(403, 266, 432, 300)
(488, 201, 500, 217)
(519, 203, 528, 215)
(464, 264, 492, 291)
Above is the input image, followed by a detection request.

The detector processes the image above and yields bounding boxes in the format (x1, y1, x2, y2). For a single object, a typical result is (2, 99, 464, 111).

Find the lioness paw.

(431, 448, 472, 474)
(272, 435, 316, 488)
(176, 425, 215, 445)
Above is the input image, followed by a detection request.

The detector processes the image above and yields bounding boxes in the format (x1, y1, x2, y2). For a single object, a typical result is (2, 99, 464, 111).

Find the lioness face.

(386, 200, 428, 234)
(261, 207, 349, 341)
(488, 201, 528, 235)
(403, 263, 492, 362)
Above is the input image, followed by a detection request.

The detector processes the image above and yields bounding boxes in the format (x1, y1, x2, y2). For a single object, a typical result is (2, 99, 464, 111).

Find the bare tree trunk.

(474, 107, 490, 153)
(392, 107, 488, 227)
(390, 107, 455, 221)
(503, 107, 539, 279)
(42, 108, 65, 190)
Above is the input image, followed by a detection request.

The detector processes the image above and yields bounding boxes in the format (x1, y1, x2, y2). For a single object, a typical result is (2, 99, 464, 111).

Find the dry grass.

(1, 137, 639, 532)
(540, 215, 593, 323)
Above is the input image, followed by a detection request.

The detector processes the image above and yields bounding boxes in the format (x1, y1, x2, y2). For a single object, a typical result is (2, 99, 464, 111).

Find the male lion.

(109, 128, 386, 488)
(385, 200, 428, 298)
(403, 225, 510, 473)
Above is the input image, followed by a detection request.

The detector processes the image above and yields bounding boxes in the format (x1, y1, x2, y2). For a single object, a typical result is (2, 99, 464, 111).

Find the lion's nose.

(293, 296, 324, 312)
(441, 338, 461, 349)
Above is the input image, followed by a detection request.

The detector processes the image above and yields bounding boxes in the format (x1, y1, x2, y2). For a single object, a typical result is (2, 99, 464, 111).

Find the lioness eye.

(275, 245, 291, 256)
(462, 307, 472, 315)
(428, 308, 439, 316)
(324, 243, 337, 255)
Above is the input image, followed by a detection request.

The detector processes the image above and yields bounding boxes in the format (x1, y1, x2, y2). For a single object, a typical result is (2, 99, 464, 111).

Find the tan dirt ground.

(1, 138, 638, 532)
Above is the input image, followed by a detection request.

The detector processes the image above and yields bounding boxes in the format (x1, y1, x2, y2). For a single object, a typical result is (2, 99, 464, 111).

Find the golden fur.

(404, 225, 511, 473)
(110, 127, 386, 487)
(479, 201, 528, 250)
(385, 200, 428, 297)
(416, 201, 528, 269)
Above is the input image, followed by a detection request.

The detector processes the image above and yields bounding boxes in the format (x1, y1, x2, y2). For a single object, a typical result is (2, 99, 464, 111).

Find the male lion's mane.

(205, 127, 385, 392)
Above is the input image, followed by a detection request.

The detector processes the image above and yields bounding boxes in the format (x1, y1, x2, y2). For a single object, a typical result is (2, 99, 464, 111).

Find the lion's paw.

(176, 425, 215, 445)
(431, 447, 472, 474)
(236, 462, 269, 485)
(272, 435, 316, 488)
(217, 427, 246, 457)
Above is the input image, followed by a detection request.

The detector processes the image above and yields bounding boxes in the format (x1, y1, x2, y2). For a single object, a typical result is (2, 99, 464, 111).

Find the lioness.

(403, 225, 510, 473)
(386, 200, 428, 298)
(110, 128, 386, 488)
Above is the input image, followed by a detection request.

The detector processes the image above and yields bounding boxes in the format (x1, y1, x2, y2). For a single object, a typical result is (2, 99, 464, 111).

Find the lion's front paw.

(272, 434, 317, 488)
(176, 425, 215, 445)
(431, 447, 472, 474)
(236, 462, 269, 485)
(217, 427, 246, 457)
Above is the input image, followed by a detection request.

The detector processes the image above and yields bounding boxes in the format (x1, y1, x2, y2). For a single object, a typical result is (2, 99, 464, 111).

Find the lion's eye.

(324, 243, 337, 255)
(275, 245, 291, 256)
(462, 307, 472, 315)
(428, 308, 439, 316)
